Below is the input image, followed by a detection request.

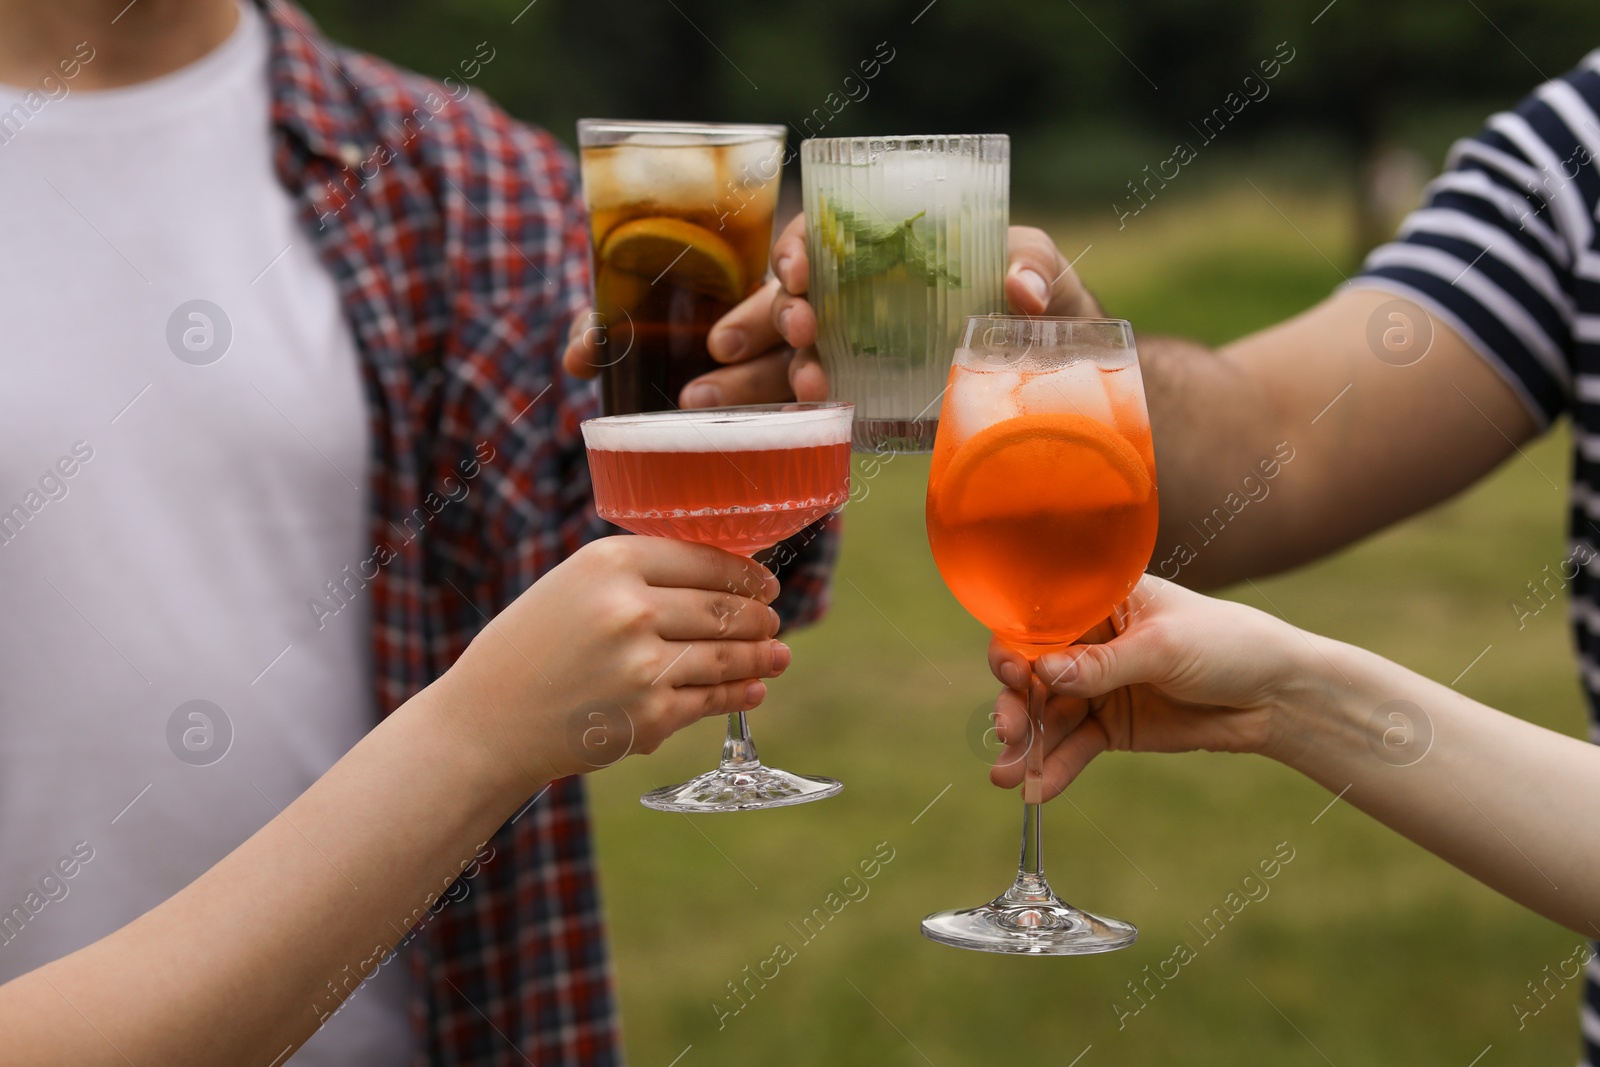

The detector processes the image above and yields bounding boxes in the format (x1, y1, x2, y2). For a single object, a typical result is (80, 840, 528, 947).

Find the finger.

(623, 537, 780, 603)
(651, 587, 781, 641)
(1036, 721, 1112, 801)
(789, 346, 828, 402)
(988, 617, 1118, 694)
(987, 636, 1031, 690)
(985, 703, 1113, 796)
(670, 679, 767, 730)
(990, 708, 1110, 799)
(657, 638, 788, 687)
(1004, 226, 1103, 318)
(562, 307, 603, 380)
(770, 213, 809, 294)
(681, 348, 795, 408)
(989, 690, 1091, 787)
(1037, 626, 1168, 699)
(772, 288, 817, 349)
(1004, 227, 1058, 316)
(990, 686, 1028, 747)
(707, 278, 786, 365)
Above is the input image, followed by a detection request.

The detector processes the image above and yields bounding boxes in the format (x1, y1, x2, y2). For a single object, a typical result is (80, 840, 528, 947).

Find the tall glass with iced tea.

(577, 120, 786, 416)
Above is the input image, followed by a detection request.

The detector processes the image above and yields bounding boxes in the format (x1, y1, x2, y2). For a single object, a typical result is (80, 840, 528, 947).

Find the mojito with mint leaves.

(802, 135, 1008, 453)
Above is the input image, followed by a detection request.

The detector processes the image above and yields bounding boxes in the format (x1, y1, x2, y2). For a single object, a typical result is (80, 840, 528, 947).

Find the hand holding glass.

(581, 403, 853, 812)
(923, 316, 1158, 953)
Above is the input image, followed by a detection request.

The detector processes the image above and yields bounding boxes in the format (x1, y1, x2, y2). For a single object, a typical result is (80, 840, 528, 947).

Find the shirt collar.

(255, 0, 366, 167)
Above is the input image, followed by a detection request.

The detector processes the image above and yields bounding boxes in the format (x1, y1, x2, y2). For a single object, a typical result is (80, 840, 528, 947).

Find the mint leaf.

(824, 204, 960, 287)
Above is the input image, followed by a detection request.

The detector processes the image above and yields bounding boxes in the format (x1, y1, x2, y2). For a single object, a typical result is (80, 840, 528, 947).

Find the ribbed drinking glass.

(802, 134, 1008, 454)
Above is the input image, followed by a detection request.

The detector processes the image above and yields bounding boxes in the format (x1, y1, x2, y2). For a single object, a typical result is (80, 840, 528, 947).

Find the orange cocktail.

(921, 316, 1155, 956)
(926, 349, 1157, 652)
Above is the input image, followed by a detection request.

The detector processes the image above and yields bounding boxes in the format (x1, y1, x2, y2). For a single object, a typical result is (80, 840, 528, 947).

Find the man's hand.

(559, 218, 1104, 408)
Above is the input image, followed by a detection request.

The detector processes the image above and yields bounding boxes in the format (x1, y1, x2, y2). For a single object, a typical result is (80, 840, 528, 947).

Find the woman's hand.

(0, 536, 787, 1065)
(559, 222, 1103, 407)
(435, 535, 788, 791)
(985, 576, 1324, 801)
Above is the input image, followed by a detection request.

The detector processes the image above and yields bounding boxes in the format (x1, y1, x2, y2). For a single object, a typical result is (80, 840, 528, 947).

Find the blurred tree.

(300, 0, 1600, 251)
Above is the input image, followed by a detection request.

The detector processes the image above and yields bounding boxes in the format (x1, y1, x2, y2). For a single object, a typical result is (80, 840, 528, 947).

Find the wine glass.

(581, 402, 853, 812)
(922, 316, 1157, 953)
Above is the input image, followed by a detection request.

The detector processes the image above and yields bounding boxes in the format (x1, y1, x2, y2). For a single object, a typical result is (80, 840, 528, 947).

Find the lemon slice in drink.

(936, 413, 1151, 524)
(599, 217, 746, 303)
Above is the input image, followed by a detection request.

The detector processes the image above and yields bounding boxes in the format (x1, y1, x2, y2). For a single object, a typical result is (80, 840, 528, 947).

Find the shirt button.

(339, 142, 364, 168)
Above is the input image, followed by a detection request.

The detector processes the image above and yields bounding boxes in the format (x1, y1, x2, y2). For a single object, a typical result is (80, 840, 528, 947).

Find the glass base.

(640, 764, 843, 813)
(852, 417, 937, 455)
(921, 876, 1137, 955)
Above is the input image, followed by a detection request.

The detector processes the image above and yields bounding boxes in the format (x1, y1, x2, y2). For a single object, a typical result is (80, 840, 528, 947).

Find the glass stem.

(721, 548, 765, 771)
(720, 712, 760, 769)
(1009, 660, 1051, 901)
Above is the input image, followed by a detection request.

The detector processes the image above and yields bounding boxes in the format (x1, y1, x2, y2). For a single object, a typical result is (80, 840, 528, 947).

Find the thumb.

(561, 307, 604, 380)
(1003, 225, 1102, 318)
(1037, 626, 1167, 699)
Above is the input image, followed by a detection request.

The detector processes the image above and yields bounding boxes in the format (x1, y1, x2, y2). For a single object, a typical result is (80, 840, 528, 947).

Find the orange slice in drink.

(599, 217, 746, 303)
(594, 262, 650, 315)
(935, 412, 1151, 524)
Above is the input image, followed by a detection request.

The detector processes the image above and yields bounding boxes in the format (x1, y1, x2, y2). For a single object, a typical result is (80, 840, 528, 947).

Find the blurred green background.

(305, 0, 1600, 247)
(300, 1, 1599, 1062)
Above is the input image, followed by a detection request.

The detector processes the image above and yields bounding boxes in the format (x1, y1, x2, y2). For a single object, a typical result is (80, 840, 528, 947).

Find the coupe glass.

(923, 316, 1157, 953)
(581, 402, 853, 812)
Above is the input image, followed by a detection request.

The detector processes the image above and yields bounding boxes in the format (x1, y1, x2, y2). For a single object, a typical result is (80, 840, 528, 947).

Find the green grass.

(587, 184, 1590, 1065)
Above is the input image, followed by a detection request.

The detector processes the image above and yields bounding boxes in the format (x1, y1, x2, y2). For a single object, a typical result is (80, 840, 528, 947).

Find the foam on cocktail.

(581, 407, 853, 453)
(582, 405, 853, 557)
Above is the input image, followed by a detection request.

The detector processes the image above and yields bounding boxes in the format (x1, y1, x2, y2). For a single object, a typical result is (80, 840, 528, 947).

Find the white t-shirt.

(0, 4, 413, 1063)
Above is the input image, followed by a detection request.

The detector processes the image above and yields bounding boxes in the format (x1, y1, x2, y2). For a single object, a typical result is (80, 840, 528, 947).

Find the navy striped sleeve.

(1350, 51, 1600, 428)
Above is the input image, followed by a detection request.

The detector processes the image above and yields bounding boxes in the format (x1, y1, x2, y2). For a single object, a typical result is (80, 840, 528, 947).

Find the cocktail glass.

(581, 402, 853, 812)
(577, 119, 786, 416)
(802, 134, 1008, 454)
(922, 316, 1157, 953)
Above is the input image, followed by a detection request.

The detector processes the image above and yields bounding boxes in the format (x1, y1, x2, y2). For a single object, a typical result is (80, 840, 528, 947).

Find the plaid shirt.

(260, 3, 838, 1063)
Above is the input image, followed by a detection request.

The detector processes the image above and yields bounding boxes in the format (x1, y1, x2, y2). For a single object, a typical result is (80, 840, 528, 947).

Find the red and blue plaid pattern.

(260, 3, 838, 1062)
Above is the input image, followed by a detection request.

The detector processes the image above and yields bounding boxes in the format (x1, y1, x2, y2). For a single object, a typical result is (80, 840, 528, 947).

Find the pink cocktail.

(581, 403, 853, 812)
(586, 427, 850, 555)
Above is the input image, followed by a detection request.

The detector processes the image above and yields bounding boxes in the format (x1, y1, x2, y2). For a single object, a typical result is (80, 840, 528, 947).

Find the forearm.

(0, 676, 537, 1066)
(1141, 332, 1298, 589)
(1272, 638, 1600, 932)
(1142, 290, 1535, 590)
(1142, 324, 1368, 590)
(0, 529, 782, 1063)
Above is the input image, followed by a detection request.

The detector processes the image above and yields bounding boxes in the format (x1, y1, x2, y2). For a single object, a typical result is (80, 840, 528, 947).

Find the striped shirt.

(1354, 48, 1600, 1063)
